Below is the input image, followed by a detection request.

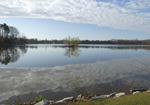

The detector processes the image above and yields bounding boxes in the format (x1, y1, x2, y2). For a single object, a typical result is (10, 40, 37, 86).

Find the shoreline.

(14, 88, 150, 105)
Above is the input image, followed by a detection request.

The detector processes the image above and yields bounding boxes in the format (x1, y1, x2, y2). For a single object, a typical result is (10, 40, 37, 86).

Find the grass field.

(70, 92, 150, 105)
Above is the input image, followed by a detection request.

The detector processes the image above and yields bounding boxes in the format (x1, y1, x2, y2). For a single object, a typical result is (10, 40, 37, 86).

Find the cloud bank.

(0, 0, 150, 32)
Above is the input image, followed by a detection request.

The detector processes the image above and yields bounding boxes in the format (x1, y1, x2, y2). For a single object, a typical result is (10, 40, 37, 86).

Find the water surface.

(0, 44, 150, 104)
(0, 44, 150, 67)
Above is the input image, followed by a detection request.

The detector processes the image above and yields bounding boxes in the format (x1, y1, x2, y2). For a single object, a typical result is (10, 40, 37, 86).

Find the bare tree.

(9, 26, 20, 39)
(64, 37, 79, 47)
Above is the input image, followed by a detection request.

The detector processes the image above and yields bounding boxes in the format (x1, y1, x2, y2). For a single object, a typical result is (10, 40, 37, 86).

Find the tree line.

(0, 23, 27, 44)
(28, 38, 150, 45)
(0, 23, 150, 45)
(80, 39, 150, 45)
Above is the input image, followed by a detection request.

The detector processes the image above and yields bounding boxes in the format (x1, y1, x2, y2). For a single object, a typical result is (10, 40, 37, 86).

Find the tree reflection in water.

(64, 47, 81, 57)
(0, 46, 28, 65)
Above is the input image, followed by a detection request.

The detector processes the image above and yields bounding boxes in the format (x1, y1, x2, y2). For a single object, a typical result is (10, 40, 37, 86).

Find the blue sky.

(0, 0, 150, 40)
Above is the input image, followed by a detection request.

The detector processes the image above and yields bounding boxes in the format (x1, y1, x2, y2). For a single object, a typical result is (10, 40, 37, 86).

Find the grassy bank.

(70, 92, 150, 105)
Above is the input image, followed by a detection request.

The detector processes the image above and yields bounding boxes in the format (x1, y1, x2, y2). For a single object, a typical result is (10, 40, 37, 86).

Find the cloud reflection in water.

(0, 55, 150, 103)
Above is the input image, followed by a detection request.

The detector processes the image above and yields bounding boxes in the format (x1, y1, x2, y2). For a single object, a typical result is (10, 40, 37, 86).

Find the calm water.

(0, 44, 150, 67)
(0, 44, 150, 103)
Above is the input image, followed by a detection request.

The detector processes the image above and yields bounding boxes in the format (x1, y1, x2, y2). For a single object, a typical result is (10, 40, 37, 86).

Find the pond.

(0, 44, 150, 104)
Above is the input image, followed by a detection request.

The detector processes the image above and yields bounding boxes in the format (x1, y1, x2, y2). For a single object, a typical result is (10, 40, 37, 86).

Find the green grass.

(70, 92, 150, 105)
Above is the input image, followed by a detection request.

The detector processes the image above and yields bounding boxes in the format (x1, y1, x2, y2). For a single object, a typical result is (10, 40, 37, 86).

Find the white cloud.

(126, 0, 150, 9)
(0, 0, 150, 33)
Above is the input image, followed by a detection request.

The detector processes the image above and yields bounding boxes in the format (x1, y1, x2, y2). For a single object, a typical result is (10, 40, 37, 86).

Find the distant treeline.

(80, 39, 150, 45)
(27, 39, 150, 45)
(0, 23, 150, 45)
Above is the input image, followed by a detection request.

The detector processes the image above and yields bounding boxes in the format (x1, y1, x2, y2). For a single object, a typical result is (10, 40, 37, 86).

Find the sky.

(0, 0, 150, 40)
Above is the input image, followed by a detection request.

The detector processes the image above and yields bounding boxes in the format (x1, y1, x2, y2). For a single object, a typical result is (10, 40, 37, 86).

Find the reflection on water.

(54, 44, 150, 50)
(0, 46, 27, 65)
(0, 56, 150, 103)
(64, 47, 81, 57)
(0, 44, 150, 104)
(0, 44, 150, 66)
